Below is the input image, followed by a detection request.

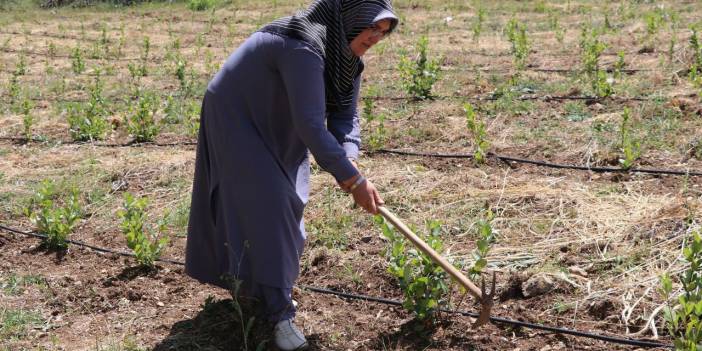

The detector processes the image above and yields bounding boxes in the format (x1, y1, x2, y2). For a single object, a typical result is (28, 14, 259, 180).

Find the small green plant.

(20, 96, 34, 140)
(618, 107, 640, 170)
(362, 98, 386, 150)
(14, 55, 27, 76)
(548, 12, 565, 44)
(117, 193, 170, 268)
(660, 227, 702, 350)
(67, 71, 108, 141)
(127, 90, 160, 143)
(464, 103, 489, 164)
(643, 9, 664, 39)
(188, 0, 215, 11)
(7, 74, 21, 108)
(128, 36, 151, 78)
(593, 70, 614, 98)
(397, 35, 441, 100)
(690, 28, 702, 89)
(186, 100, 201, 137)
(613, 51, 626, 80)
(70, 46, 85, 74)
(504, 19, 530, 70)
(580, 26, 606, 76)
(377, 216, 450, 324)
(468, 209, 497, 279)
(471, 8, 486, 41)
(23, 180, 81, 250)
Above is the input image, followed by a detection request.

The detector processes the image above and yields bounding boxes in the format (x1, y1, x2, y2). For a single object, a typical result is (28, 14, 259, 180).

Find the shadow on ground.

(153, 296, 275, 351)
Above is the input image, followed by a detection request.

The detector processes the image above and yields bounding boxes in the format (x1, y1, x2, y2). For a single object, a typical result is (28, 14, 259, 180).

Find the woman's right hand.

(340, 175, 384, 214)
(352, 179, 384, 214)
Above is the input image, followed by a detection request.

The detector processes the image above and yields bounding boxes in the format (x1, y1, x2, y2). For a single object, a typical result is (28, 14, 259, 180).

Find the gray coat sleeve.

(327, 76, 361, 160)
(277, 44, 359, 182)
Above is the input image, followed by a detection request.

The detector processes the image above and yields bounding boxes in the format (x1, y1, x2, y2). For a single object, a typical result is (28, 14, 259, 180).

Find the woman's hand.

(351, 178, 384, 214)
(339, 173, 384, 214)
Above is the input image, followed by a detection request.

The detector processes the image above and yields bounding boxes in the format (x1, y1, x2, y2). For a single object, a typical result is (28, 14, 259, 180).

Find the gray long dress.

(185, 31, 361, 291)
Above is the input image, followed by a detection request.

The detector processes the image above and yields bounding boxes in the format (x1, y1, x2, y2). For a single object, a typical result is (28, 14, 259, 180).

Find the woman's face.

(349, 19, 392, 57)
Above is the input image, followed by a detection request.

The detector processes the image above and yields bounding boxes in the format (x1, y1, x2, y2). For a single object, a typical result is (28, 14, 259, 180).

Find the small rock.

(360, 236, 372, 243)
(522, 273, 555, 298)
(156, 301, 164, 307)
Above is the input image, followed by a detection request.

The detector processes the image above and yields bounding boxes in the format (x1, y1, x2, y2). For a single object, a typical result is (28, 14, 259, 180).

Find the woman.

(185, 0, 398, 349)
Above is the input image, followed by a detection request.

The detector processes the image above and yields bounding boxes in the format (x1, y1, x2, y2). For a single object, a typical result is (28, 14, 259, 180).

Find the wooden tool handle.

(378, 206, 483, 299)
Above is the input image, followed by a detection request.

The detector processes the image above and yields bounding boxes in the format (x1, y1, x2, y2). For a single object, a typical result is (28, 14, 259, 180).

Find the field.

(1, 0, 702, 350)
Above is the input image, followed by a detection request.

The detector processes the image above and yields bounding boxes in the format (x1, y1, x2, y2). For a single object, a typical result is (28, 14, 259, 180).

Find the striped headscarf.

(260, 0, 399, 112)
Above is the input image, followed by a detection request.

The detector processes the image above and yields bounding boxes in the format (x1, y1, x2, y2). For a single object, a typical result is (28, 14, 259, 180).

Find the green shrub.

(362, 98, 386, 150)
(188, 0, 214, 11)
(464, 103, 489, 164)
(469, 209, 497, 279)
(398, 35, 441, 100)
(117, 193, 169, 268)
(23, 180, 81, 250)
(70, 46, 85, 74)
(377, 217, 450, 324)
(661, 227, 702, 350)
(504, 19, 530, 70)
(618, 107, 640, 170)
(127, 90, 160, 142)
(67, 71, 108, 141)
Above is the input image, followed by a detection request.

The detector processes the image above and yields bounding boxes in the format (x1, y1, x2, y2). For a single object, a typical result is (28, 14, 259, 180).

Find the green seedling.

(127, 90, 160, 143)
(505, 18, 530, 70)
(471, 8, 486, 41)
(377, 216, 450, 325)
(20, 96, 34, 140)
(117, 193, 170, 268)
(23, 180, 81, 250)
(67, 70, 108, 141)
(618, 107, 641, 170)
(70, 46, 85, 74)
(464, 102, 489, 164)
(398, 35, 441, 100)
(362, 98, 386, 150)
(469, 209, 497, 279)
(660, 227, 702, 350)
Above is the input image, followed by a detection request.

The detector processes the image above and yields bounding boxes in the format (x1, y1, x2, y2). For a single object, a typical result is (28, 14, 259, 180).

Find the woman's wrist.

(348, 175, 366, 192)
(340, 173, 361, 193)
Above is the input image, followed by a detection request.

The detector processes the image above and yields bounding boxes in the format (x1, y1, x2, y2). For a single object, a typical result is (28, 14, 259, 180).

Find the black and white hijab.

(260, 0, 399, 112)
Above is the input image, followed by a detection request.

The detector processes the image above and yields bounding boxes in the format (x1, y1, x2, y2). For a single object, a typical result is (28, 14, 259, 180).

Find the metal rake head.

(472, 271, 496, 327)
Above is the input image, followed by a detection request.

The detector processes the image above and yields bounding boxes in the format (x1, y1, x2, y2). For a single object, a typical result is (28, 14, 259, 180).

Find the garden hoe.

(378, 206, 496, 327)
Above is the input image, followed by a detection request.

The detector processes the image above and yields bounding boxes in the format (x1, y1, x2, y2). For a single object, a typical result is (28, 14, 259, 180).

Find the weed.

(464, 102, 489, 164)
(1, 274, 47, 296)
(126, 89, 160, 143)
(397, 35, 441, 100)
(128, 36, 150, 78)
(0, 308, 44, 340)
(377, 216, 450, 324)
(117, 192, 169, 268)
(618, 107, 641, 170)
(7, 74, 21, 107)
(661, 227, 702, 350)
(643, 8, 664, 39)
(23, 180, 81, 250)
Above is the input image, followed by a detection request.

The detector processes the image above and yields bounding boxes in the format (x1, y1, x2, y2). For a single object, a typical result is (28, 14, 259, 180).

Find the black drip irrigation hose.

(365, 94, 654, 102)
(0, 223, 673, 349)
(373, 149, 702, 177)
(298, 285, 671, 349)
(1, 136, 698, 177)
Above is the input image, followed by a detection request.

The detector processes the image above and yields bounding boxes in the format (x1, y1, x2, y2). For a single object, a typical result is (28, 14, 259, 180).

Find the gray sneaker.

(273, 319, 307, 350)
